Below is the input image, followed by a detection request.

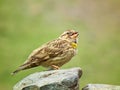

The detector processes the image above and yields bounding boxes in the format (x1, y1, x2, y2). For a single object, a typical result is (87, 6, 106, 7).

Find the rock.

(82, 84, 120, 90)
(13, 67, 82, 90)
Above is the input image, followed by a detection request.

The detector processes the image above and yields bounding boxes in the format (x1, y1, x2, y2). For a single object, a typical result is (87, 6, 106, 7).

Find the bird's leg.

(51, 65, 60, 70)
(46, 65, 60, 71)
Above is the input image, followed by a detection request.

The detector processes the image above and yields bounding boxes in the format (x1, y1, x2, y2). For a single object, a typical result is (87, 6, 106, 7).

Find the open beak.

(72, 32, 79, 38)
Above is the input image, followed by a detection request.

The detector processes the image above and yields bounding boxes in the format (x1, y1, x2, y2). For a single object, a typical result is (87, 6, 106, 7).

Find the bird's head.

(59, 30, 79, 43)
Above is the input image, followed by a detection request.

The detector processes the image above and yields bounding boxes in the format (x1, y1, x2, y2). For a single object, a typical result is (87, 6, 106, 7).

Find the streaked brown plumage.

(12, 30, 79, 75)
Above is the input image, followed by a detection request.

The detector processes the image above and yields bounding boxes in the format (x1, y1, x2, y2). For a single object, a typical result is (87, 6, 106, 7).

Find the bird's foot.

(51, 65, 60, 70)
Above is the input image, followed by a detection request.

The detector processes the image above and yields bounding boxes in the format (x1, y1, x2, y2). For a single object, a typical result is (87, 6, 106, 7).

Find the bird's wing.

(24, 39, 68, 64)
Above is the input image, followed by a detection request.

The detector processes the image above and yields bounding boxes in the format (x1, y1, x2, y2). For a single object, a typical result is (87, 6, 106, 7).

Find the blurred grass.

(0, 0, 120, 90)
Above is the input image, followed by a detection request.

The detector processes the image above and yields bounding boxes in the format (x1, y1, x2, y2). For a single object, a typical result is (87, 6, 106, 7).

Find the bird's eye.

(67, 32, 73, 35)
(67, 32, 70, 34)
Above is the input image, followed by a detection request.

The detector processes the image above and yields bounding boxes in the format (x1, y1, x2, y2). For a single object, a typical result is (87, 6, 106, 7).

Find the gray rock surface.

(82, 84, 120, 90)
(13, 67, 82, 90)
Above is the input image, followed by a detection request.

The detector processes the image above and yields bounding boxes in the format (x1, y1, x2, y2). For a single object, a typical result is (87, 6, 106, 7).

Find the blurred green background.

(0, 0, 120, 90)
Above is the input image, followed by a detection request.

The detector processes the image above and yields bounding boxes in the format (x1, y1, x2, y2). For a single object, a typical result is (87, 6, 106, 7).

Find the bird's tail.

(11, 68, 22, 75)
(11, 63, 31, 75)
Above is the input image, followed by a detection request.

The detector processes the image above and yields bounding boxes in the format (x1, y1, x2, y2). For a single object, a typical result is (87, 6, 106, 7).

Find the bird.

(11, 30, 79, 75)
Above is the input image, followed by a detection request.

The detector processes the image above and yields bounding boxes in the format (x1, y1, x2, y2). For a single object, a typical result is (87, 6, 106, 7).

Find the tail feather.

(11, 62, 38, 75)
(11, 68, 22, 75)
(11, 63, 30, 75)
